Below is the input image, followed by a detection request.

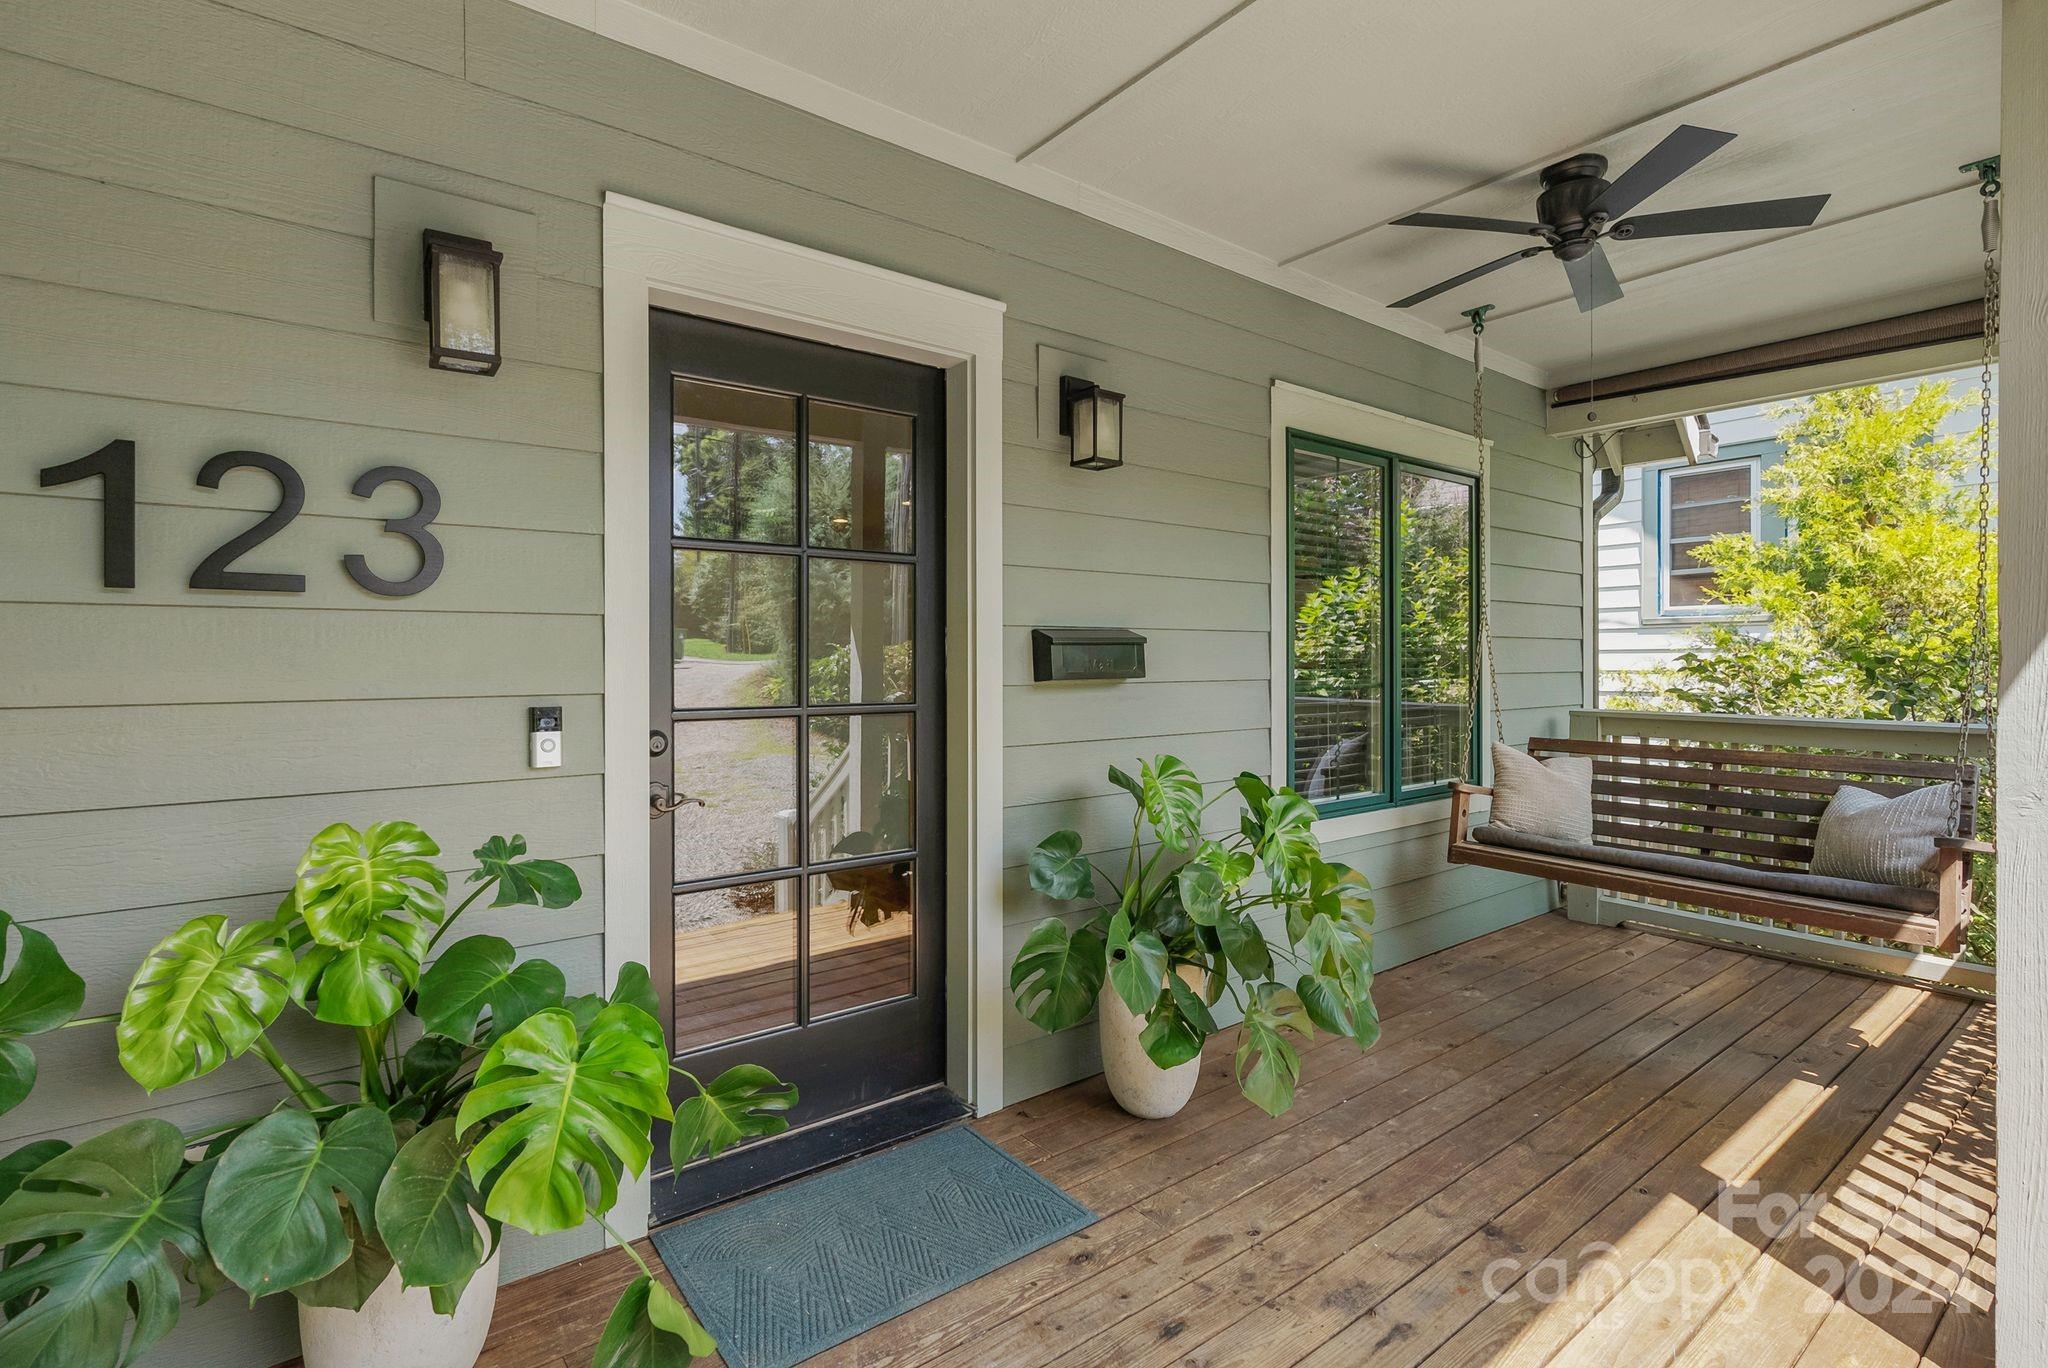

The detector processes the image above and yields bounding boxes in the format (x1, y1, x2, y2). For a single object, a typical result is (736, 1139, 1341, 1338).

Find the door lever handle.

(649, 782, 704, 817)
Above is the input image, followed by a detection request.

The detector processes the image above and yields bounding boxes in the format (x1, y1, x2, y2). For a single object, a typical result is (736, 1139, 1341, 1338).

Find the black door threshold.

(652, 1086, 972, 1223)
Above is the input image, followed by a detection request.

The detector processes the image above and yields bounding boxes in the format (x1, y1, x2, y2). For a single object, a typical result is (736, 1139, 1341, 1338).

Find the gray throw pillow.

(1487, 742, 1593, 844)
(1810, 783, 1956, 890)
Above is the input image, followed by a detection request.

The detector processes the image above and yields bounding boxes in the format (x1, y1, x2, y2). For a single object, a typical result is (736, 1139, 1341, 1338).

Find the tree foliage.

(1617, 381, 1996, 721)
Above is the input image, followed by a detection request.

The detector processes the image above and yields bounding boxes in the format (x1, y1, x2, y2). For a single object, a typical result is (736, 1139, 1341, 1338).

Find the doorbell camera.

(528, 704, 563, 769)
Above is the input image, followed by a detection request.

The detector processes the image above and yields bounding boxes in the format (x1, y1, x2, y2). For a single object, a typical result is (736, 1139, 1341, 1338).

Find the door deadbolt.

(649, 730, 669, 756)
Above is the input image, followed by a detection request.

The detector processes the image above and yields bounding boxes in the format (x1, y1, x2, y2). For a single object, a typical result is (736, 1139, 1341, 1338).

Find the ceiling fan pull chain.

(1463, 304, 1505, 754)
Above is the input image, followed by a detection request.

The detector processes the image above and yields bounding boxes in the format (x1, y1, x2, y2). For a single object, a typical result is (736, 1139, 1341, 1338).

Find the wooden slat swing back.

(1447, 735, 1986, 952)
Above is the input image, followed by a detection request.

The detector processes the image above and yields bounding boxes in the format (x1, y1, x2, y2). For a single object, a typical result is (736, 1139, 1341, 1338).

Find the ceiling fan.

(1387, 125, 1829, 313)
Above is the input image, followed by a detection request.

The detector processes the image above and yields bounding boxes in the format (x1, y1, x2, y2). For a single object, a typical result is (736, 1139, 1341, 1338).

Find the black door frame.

(647, 310, 947, 1213)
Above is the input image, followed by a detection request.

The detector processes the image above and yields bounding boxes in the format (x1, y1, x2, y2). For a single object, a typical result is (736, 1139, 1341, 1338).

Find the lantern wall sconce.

(1060, 376, 1125, 471)
(422, 229, 503, 375)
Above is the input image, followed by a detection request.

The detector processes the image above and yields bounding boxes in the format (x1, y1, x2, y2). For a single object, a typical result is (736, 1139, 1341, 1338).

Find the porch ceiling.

(539, 0, 1998, 386)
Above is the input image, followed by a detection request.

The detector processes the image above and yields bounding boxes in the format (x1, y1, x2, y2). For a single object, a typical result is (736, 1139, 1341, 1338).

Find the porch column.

(2001, 0, 2047, 1356)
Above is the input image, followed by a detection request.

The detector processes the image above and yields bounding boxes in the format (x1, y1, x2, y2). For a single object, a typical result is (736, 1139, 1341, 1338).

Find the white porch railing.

(1557, 708, 1994, 994)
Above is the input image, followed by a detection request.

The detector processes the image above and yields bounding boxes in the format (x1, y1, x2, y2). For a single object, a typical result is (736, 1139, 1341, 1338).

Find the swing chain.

(1951, 169, 2000, 839)
(1465, 306, 1505, 757)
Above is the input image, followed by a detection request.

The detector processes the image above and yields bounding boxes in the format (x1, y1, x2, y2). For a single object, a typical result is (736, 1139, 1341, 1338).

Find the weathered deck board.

(462, 915, 1994, 1368)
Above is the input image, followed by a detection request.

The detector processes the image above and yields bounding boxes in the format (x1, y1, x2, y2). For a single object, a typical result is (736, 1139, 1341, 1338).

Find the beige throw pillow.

(1810, 783, 1955, 890)
(1487, 742, 1593, 844)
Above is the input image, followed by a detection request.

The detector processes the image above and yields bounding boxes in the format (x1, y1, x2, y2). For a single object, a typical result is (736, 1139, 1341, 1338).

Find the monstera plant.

(0, 823, 792, 1367)
(1009, 759, 1379, 1117)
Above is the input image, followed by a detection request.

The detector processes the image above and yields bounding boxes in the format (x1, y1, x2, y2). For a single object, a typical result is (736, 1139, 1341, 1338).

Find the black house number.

(39, 443, 444, 597)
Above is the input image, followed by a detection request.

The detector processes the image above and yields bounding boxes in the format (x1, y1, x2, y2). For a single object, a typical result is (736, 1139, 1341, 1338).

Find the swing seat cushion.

(1468, 823, 1941, 917)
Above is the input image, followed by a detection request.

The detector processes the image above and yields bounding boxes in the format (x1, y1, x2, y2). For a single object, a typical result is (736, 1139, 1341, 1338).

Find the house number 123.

(38, 441, 444, 597)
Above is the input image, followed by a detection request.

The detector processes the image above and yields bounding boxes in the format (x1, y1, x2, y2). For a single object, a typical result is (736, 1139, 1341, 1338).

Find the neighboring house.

(1595, 365, 1998, 704)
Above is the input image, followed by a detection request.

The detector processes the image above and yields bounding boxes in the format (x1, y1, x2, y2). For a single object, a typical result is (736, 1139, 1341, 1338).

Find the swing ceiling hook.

(1960, 155, 2001, 198)
(1461, 304, 1495, 335)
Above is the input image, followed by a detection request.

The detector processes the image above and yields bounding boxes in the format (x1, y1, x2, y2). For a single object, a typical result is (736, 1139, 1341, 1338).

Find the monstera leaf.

(287, 1202, 392, 1311)
(1026, 831, 1095, 902)
(1138, 975, 1213, 1069)
(457, 1004, 671, 1236)
(593, 1275, 715, 1367)
(1138, 756, 1204, 851)
(203, 1106, 397, 1295)
(0, 1119, 207, 1367)
(289, 822, 446, 1026)
(288, 915, 433, 1028)
(1215, 911, 1273, 981)
(374, 1118, 485, 1292)
(416, 935, 565, 1043)
(0, 1139, 67, 1209)
(116, 914, 292, 1092)
(1105, 909, 1170, 1017)
(295, 821, 447, 942)
(470, 835, 582, 909)
(0, 910, 85, 1117)
(1008, 918, 1106, 1033)
(1175, 861, 1226, 925)
(672, 1065, 798, 1167)
(1236, 985, 1310, 1118)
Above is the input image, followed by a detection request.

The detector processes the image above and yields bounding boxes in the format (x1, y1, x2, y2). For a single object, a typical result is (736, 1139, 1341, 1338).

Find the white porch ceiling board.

(634, 0, 1243, 155)
(1027, 0, 1933, 261)
(514, 0, 2001, 385)
(1493, 189, 1985, 382)
(1314, 0, 2000, 331)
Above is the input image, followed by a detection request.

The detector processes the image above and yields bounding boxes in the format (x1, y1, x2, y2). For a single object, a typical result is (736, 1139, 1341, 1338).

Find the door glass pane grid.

(670, 379, 922, 1052)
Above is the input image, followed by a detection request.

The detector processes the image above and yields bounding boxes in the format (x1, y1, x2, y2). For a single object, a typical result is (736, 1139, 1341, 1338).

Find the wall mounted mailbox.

(1031, 627, 1147, 682)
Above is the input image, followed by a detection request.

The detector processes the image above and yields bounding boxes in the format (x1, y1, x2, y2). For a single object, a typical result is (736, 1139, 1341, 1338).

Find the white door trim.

(600, 193, 1006, 1239)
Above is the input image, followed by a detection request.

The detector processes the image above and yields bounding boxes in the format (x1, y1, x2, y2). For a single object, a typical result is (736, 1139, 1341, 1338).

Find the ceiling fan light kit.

(1389, 124, 1830, 313)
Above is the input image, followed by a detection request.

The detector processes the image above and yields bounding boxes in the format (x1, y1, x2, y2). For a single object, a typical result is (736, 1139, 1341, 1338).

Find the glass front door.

(648, 312, 944, 1202)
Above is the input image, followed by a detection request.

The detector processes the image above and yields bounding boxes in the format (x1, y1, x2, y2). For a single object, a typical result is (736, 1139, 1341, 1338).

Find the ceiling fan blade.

(1590, 125, 1736, 221)
(1610, 194, 1830, 239)
(1390, 212, 1543, 236)
(1562, 243, 1624, 313)
(1390, 246, 1545, 309)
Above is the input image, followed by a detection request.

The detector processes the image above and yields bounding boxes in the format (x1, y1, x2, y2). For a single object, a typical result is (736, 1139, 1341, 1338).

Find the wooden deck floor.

(475, 913, 1995, 1368)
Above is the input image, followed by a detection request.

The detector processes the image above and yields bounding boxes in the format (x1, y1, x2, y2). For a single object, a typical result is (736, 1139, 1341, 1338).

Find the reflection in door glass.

(807, 559, 914, 705)
(672, 378, 797, 544)
(808, 863, 915, 1018)
(673, 882, 796, 1052)
(808, 714, 913, 862)
(807, 401, 913, 553)
(672, 550, 795, 708)
(670, 717, 798, 884)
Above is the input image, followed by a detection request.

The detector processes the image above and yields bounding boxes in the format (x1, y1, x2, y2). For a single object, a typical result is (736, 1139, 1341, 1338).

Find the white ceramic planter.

(1096, 982, 1202, 1119)
(297, 1243, 501, 1368)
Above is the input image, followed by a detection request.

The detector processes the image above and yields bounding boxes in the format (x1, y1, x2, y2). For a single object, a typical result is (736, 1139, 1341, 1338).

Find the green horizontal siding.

(0, 3, 1586, 1361)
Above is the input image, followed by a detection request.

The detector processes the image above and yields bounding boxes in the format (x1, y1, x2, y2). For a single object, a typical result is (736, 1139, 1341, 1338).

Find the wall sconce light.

(1060, 376, 1125, 471)
(422, 230, 503, 375)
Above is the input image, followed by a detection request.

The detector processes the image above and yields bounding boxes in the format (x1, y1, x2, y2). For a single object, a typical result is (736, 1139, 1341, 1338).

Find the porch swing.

(1444, 163, 2003, 954)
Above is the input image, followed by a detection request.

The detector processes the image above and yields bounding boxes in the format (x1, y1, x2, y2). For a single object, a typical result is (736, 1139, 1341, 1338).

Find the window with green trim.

(1287, 432, 1479, 816)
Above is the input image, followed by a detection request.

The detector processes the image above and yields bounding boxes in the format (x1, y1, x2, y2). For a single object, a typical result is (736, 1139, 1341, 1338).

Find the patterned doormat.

(649, 1126, 1095, 1368)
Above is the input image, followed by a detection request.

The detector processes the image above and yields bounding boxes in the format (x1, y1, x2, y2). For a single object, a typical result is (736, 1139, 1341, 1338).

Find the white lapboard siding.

(0, 1, 1584, 1361)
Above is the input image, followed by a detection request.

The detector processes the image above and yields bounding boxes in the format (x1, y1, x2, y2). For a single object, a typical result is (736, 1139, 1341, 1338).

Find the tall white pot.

(297, 1243, 501, 1368)
(1096, 983, 1201, 1119)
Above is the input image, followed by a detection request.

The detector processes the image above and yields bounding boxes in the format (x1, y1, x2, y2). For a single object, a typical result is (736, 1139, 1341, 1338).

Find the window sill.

(1638, 609, 1770, 628)
(1312, 797, 1453, 844)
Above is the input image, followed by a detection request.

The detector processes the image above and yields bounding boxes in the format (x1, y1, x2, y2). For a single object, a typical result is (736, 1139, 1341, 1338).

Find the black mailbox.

(1031, 627, 1147, 682)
